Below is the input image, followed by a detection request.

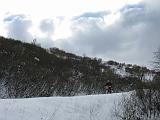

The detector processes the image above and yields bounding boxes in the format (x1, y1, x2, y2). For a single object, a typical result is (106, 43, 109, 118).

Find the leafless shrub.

(114, 90, 160, 120)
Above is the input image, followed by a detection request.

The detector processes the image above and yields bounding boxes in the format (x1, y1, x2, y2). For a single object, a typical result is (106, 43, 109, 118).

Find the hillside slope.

(0, 36, 106, 97)
(0, 92, 128, 120)
(0, 36, 156, 98)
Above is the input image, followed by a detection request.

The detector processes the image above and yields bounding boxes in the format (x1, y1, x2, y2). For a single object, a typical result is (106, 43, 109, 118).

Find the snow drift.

(0, 93, 127, 120)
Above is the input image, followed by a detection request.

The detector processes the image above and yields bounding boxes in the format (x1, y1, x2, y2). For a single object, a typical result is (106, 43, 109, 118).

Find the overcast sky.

(0, 0, 160, 68)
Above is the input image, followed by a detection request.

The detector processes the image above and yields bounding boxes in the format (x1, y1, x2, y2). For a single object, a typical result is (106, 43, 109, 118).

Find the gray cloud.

(39, 19, 54, 36)
(73, 11, 109, 21)
(120, 4, 145, 13)
(4, 14, 26, 22)
(119, 1, 160, 65)
(38, 19, 55, 48)
(36, 37, 54, 48)
(56, 2, 160, 68)
(4, 15, 55, 48)
(4, 14, 33, 42)
(144, 0, 160, 11)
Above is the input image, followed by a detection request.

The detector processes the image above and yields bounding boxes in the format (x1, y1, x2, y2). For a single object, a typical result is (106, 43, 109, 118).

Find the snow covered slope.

(0, 93, 127, 120)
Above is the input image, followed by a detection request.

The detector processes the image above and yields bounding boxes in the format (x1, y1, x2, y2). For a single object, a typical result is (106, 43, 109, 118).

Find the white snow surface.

(0, 93, 127, 120)
(108, 64, 155, 80)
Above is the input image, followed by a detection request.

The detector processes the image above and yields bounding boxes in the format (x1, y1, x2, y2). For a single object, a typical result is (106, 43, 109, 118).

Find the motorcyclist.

(105, 81, 112, 94)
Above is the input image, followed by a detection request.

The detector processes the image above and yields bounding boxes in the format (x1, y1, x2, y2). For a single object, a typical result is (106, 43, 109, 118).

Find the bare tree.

(153, 47, 160, 71)
(114, 90, 160, 120)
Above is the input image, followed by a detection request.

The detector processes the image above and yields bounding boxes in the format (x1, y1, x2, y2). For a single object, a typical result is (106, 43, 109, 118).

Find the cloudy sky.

(0, 0, 160, 68)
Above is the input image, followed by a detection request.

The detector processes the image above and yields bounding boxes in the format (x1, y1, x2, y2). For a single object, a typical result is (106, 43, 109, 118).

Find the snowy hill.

(105, 62, 155, 81)
(0, 37, 157, 98)
(0, 93, 127, 120)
